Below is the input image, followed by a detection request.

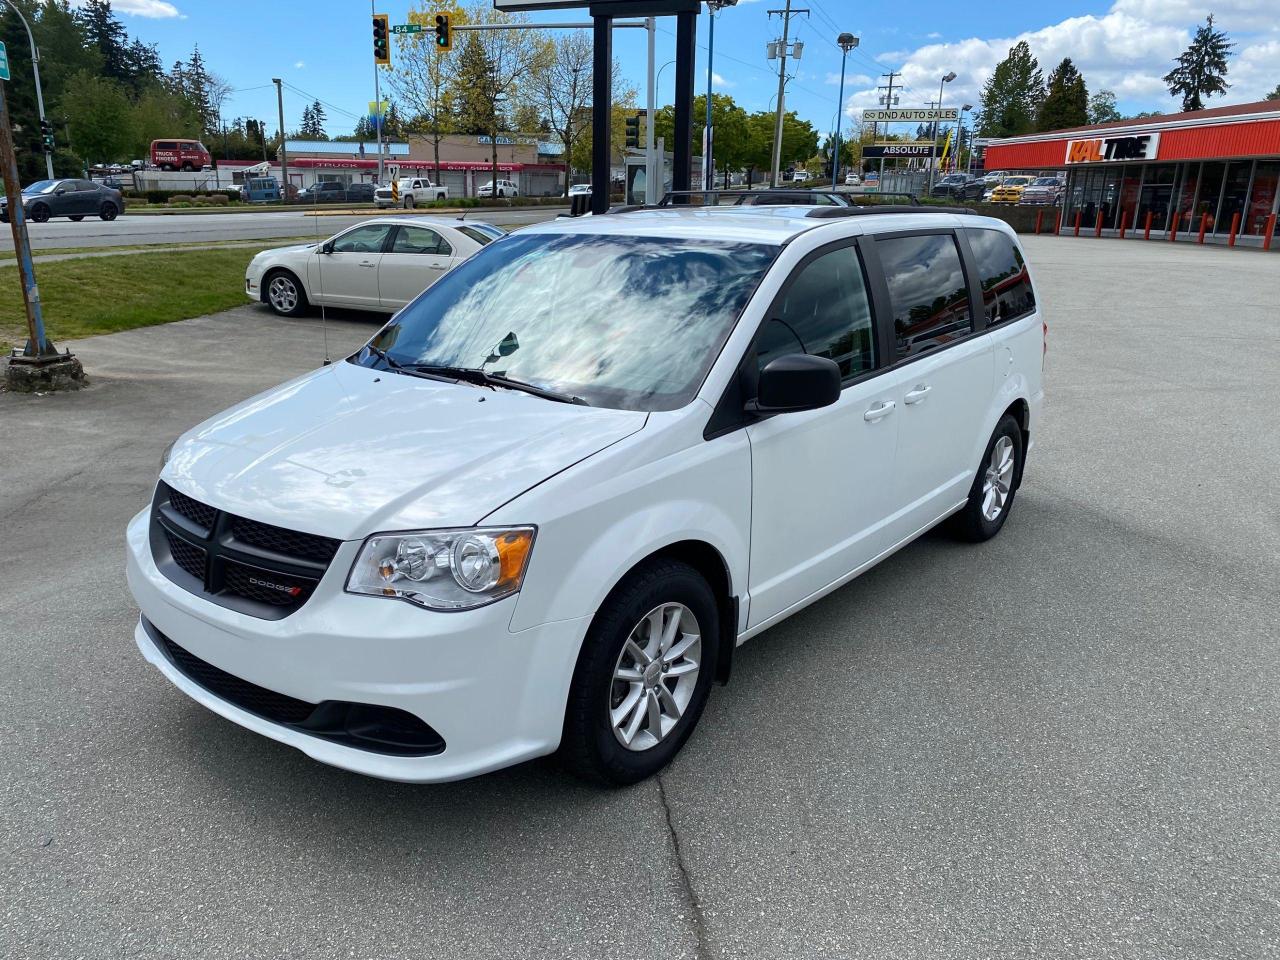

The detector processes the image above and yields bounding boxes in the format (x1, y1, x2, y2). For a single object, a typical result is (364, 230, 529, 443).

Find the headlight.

(159, 439, 176, 470)
(346, 526, 535, 611)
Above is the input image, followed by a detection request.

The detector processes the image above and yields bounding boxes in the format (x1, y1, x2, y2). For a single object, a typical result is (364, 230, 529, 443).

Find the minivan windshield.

(361, 232, 777, 411)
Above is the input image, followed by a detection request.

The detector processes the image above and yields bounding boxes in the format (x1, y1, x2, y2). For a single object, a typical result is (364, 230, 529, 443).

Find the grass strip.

(0, 236, 318, 262)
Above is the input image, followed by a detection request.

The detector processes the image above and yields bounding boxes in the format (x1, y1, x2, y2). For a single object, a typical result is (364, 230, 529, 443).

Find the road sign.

(862, 144, 936, 158)
(0, 42, 10, 82)
(392, 23, 424, 33)
(862, 107, 958, 123)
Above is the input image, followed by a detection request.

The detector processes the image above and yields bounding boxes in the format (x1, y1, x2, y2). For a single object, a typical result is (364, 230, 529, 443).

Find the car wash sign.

(1065, 132, 1160, 164)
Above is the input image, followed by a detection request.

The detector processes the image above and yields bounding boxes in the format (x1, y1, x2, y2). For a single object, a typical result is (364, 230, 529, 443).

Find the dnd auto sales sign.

(1065, 132, 1160, 163)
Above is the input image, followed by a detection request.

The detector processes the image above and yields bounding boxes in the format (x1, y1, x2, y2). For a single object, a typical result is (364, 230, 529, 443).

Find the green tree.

(1037, 58, 1088, 131)
(1087, 89, 1121, 124)
(388, 3, 464, 181)
(1264, 83, 1279, 101)
(1164, 14, 1233, 112)
(76, 0, 129, 84)
(977, 41, 1044, 138)
(59, 70, 134, 164)
(652, 93, 753, 180)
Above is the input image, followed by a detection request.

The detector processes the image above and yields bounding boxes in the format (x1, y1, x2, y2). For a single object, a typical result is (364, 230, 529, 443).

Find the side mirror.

(747, 354, 841, 415)
(54, 188, 65, 196)
(318, 242, 332, 254)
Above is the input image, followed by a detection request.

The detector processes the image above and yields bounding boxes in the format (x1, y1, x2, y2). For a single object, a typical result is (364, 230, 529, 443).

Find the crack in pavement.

(657, 772, 712, 960)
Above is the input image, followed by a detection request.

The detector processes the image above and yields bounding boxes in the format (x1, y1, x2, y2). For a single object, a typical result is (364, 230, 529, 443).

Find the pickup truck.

(375, 177, 449, 208)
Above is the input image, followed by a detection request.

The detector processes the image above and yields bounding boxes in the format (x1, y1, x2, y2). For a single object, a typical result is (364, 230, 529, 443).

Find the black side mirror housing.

(747, 353, 841, 415)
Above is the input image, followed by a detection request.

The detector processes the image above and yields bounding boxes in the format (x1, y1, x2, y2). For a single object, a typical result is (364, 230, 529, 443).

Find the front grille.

(143, 619, 446, 757)
(229, 516, 340, 564)
(151, 481, 338, 620)
(164, 529, 206, 581)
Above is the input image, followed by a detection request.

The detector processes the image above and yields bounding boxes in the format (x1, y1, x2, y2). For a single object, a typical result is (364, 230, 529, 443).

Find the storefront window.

(1174, 163, 1201, 230)
(1244, 161, 1279, 235)
(1216, 161, 1253, 235)
(1117, 166, 1142, 229)
(1195, 161, 1226, 230)
(1138, 164, 1176, 232)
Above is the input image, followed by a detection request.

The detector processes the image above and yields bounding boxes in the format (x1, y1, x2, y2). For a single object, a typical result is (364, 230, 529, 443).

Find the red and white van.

(150, 139, 211, 172)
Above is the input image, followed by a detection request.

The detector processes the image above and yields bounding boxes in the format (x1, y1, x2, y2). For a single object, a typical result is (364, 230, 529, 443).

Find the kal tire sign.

(1065, 132, 1160, 164)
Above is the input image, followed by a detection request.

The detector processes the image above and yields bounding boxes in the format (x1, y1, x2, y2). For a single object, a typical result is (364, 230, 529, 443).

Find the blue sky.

(101, 0, 1279, 140)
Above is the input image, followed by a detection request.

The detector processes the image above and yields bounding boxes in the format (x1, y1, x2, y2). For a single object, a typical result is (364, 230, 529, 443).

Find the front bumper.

(126, 507, 590, 782)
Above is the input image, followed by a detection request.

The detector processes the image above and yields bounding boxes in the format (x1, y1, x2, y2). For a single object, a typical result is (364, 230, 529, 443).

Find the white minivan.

(127, 205, 1044, 785)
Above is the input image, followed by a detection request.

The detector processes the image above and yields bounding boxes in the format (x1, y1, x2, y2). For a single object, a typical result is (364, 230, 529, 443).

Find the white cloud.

(105, 0, 181, 17)
(825, 72, 872, 87)
(294, 60, 306, 69)
(712, 72, 735, 89)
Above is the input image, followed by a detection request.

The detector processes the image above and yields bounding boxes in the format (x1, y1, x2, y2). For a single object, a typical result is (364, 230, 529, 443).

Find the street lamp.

(928, 71, 956, 191)
(1, 0, 54, 179)
(957, 103, 973, 176)
(704, 0, 738, 190)
(831, 32, 859, 190)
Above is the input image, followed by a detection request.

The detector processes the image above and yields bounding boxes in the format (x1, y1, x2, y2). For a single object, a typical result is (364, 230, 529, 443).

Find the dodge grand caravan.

(127, 205, 1045, 786)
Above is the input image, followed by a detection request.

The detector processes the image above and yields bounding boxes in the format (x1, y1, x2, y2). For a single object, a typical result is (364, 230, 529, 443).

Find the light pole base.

(6, 350, 87, 393)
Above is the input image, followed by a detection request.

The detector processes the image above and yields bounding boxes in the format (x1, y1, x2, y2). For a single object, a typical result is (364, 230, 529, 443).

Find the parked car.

(791, 170, 809, 183)
(477, 179, 519, 198)
(239, 177, 282, 204)
(345, 182, 376, 203)
(930, 174, 984, 201)
(1, 178, 123, 223)
(375, 177, 449, 208)
(844, 172, 862, 186)
(1017, 177, 1066, 206)
(244, 216, 502, 316)
(150, 138, 211, 172)
(136, 203, 1044, 786)
(296, 181, 352, 204)
(567, 183, 592, 197)
(989, 175, 1036, 204)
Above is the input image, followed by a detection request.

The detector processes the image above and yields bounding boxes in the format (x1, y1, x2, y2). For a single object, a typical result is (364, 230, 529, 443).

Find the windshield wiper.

(363, 344, 454, 383)
(409, 364, 589, 406)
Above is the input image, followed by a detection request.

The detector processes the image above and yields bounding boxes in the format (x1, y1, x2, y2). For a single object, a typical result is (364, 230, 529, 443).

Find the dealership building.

(984, 100, 1280, 246)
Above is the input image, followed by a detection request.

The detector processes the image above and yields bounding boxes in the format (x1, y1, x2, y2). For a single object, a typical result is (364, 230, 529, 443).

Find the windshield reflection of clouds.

(373, 234, 776, 411)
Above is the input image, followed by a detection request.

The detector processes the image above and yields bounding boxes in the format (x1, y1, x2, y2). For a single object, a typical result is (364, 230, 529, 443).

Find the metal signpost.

(0, 41, 9, 81)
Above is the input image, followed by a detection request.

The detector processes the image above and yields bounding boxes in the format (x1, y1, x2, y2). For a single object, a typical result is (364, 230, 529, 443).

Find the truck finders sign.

(1065, 132, 1160, 164)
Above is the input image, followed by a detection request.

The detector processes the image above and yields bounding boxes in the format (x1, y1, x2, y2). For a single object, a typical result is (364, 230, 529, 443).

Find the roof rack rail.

(805, 204, 976, 218)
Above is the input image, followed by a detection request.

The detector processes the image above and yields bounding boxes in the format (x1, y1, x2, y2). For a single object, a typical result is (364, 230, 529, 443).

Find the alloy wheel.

(268, 275, 298, 313)
(609, 603, 701, 752)
(981, 435, 1015, 521)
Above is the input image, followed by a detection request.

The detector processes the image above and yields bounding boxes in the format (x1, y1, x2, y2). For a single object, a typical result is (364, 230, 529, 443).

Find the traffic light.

(39, 119, 53, 153)
(372, 14, 391, 66)
(625, 113, 642, 150)
(434, 13, 452, 53)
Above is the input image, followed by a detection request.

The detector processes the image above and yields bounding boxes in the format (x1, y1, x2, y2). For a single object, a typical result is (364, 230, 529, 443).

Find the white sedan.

(245, 217, 505, 317)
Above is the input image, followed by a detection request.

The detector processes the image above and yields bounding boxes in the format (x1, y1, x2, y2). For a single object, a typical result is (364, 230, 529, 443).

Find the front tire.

(264, 269, 308, 317)
(28, 204, 49, 223)
(99, 202, 118, 221)
(949, 414, 1023, 542)
(404, 195, 415, 209)
(561, 559, 720, 786)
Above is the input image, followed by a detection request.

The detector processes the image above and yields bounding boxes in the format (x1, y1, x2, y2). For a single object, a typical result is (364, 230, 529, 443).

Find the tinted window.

(967, 228, 1036, 325)
(757, 246, 875, 379)
(77, 180, 98, 191)
(457, 225, 497, 246)
(366, 233, 777, 412)
(877, 233, 973, 359)
(331, 224, 391, 253)
(156, 142, 176, 150)
(391, 225, 451, 256)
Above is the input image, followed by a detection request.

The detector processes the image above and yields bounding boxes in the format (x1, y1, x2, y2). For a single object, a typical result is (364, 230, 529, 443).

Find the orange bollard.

(1035, 209, 1044, 235)
(1265, 213, 1277, 252)
(1074, 210, 1082, 237)
(1095, 210, 1104, 237)
(1054, 209, 1063, 234)
(1198, 213, 1209, 244)
(1119, 210, 1129, 239)
(1170, 211, 1181, 242)
(1228, 211, 1241, 247)
(1144, 210, 1153, 240)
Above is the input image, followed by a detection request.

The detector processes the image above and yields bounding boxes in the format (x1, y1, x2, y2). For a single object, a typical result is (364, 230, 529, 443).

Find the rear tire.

(404, 195, 415, 209)
(560, 559, 720, 786)
(948, 414, 1023, 542)
(264, 269, 308, 317)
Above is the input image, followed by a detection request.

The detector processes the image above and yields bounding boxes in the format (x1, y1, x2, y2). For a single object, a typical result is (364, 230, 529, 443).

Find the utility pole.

(767, 2, 807, 187)
(2, 1, 54, 180)
(876, 70, 900, 189)
(273, 78, 288, 201)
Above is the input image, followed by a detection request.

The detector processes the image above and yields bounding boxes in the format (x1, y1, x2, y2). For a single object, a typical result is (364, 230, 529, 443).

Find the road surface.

(0, 207, 568, 251)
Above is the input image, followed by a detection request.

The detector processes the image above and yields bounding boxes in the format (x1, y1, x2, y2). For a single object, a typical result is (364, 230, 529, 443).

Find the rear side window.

(967, 228, 1036, 325)
(756, 246, 875, 379)
(156, 142, 176, 150)
(457, 225, 496, 246)
(876, 233, 973, 360)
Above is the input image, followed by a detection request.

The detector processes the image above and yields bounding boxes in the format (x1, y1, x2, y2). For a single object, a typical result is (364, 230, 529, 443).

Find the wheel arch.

(260, 264, 310, 305)
(1000, 397, 1030, 489)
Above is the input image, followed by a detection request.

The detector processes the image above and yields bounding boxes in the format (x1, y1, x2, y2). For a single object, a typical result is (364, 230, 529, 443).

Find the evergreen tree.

(183, 45, 213, 133)
(309, 100, 326, 138)
(1087, 89, 1121, 124)
(1164, 14, 1233, 112)
(1264, 83, 1279, 101)
(976, 41, 1044, 138)
(76, 0, 129, 83)
(123, 39, 163, 95)
(1037, 58, 1089, 131)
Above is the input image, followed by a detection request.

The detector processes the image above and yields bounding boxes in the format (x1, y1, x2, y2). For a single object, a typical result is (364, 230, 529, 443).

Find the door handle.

(904, 384, 932, 405)
(863, 400, 896, 422)
(359, 261, 376, 268)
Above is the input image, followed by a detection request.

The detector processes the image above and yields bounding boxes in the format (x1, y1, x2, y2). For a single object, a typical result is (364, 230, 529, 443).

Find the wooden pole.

(0, 79, 54, 357)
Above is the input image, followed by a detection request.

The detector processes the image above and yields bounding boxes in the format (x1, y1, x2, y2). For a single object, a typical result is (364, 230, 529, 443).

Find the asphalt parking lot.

(2, 236, 1277, 959)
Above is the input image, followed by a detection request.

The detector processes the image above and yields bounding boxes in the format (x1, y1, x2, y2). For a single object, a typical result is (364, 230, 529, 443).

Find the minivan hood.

(162, 362, 647, 540)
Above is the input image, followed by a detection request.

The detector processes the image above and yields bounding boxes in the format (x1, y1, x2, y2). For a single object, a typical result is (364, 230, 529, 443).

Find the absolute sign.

(862, 144, 936, 158)
(1065, 132, 1160, 164)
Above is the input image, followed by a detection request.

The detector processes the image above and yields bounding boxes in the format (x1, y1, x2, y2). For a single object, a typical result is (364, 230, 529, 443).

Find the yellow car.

(988, 175, 1036, 204)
